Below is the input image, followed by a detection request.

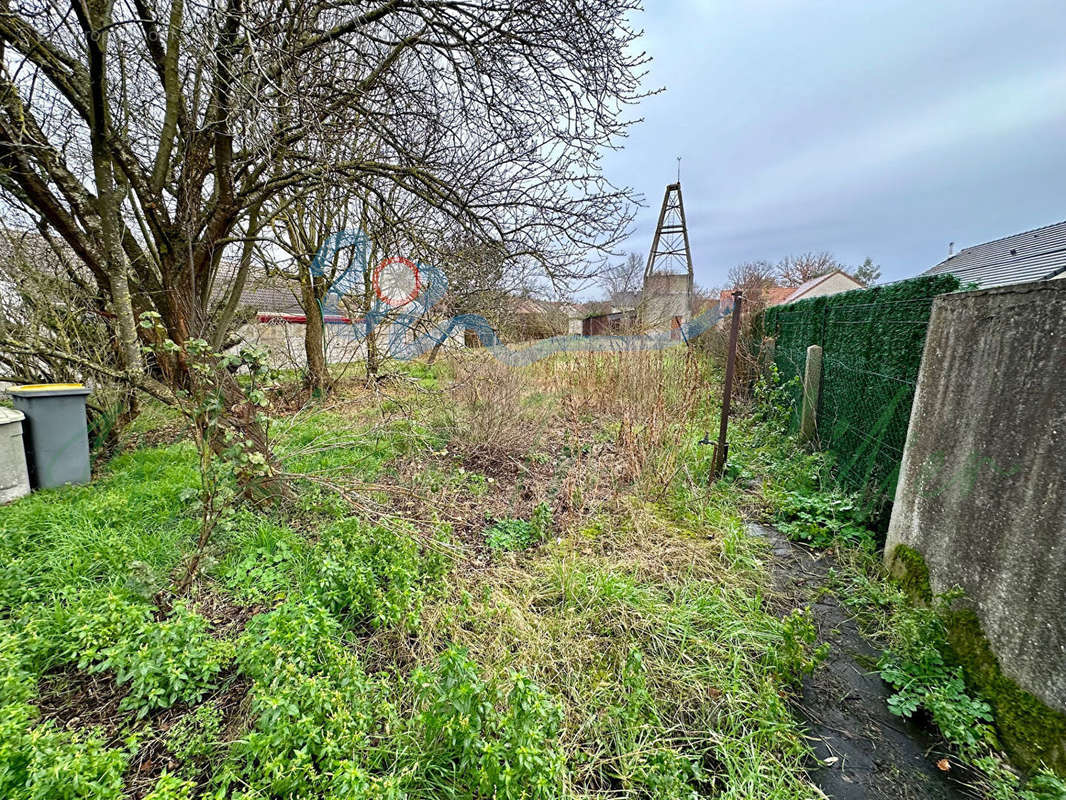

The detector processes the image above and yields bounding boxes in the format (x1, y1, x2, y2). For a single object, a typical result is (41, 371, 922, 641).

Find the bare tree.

(728, 260, 777, 293)
(601, 251, 644, 307)
(256, 174, 368, 395)
(0, 0, 648, 464)
(775, 251, 841, 287)
(691, 282, 719, 315)
(0, 227, 134, 448)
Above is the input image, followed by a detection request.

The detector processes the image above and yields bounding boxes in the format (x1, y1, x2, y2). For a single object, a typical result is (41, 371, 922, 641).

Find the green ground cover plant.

(736, 374, 1066, 799)
(484, 502, 552, 552)
(0, 350, 912, 799)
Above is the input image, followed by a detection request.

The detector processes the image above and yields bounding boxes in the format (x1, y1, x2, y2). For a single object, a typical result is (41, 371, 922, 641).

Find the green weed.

(304, 517, 448, 630)
(214, 514, 306, 603)
(164, 703, 223, 772)
(485, 502, 552, 553)
(141, 773, 196, 800)
(771, 488, 875, 548)
(94, 602, 233, 717)
(414, 646, 565, 800)
(877, 596, 994, 749)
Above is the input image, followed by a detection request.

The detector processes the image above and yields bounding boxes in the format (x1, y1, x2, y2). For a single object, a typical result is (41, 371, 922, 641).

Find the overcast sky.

(603, 0, 1066, 288)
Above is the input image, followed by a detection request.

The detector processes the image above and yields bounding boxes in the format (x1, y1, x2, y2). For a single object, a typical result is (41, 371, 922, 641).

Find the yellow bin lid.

(13, 383, 85, 391)
(9, 383, 90, 397)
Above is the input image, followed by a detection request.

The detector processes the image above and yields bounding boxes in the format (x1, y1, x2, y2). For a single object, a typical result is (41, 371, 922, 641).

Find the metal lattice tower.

(644, 182, 694, 282)
(642, 182, 694, 327)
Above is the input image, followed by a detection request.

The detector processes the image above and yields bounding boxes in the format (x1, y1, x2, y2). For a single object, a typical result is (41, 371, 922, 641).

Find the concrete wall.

(642, 273, 691, 329)
(886, 279, 1066, 711)
(238, 321, 366, 369)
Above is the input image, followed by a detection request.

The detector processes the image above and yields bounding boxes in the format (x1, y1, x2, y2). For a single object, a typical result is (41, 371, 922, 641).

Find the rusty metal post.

(712, 291, 743, 479)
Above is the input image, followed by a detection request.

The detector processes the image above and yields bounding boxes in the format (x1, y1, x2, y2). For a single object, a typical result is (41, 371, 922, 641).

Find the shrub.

(766, 608, 828, 684)
(304, 519, 446, 630)
(94, 602, 233, 717)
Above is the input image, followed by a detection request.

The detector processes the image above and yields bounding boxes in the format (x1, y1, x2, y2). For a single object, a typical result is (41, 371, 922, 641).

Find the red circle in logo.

(372, 256, 421, 307)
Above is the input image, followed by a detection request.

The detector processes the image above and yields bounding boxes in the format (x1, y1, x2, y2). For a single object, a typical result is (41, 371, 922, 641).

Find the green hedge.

(761, 274, 960, 514)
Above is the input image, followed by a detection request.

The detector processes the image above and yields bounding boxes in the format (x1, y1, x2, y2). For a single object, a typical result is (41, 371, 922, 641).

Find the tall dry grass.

(529, 349, 713, 487)
(448, 354, 547, 456)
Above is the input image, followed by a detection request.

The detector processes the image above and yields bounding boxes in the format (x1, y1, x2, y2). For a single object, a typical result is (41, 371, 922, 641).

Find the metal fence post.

(712, 291, 743, 479)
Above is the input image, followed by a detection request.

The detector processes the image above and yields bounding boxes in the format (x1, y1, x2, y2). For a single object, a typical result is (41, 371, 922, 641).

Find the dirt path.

(747, 522, 977, 800)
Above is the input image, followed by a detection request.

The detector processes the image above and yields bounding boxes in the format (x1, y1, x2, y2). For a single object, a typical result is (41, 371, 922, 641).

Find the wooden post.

(800, 344, 823, 443)
(712, 291, 743, 479)
(760, 336, 776, 380)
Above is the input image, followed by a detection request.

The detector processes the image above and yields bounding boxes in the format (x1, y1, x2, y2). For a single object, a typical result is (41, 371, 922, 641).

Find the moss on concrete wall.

(886, 544, 1066, 775)
(885, 544, 932, 603)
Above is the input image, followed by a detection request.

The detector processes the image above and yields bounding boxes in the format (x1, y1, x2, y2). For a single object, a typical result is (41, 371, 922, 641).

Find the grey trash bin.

(9, 383, 91, 489)
(0, 407, 31, 503)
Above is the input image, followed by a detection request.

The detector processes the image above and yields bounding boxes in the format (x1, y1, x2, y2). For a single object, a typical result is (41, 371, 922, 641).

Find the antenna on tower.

(676, 156, 681, 183)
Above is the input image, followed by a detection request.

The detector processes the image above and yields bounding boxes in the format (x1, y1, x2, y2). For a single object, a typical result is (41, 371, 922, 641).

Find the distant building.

(718, 269, 863, 315)
(780, 269, 864, 303)
(581, 308, 639, 336)
(642, 273, 692, 333)
(227, 269, 368, 368)
(508, 298, 570, 341)
(922, 220, 1066, 289)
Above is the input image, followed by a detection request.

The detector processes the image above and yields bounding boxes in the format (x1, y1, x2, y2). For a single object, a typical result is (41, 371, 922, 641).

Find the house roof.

(922, 220, 1066, 288)
(717, 285, 802, 312)
(513, 298, 554, 315)
(238, 279, 306, 316)
(785, 269, 862, 302)
(209, 260, 305, 316)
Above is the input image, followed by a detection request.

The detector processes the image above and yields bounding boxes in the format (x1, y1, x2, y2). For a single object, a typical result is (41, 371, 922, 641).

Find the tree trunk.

(299, 264, 330, 396)
(426, 338, 444, 365)
(106, 269, 143, 374)
(212, 202, 261, 350)
(365, 322, 381, 381)
(361, 263, 381, 380)
(75, 0, 143, 378)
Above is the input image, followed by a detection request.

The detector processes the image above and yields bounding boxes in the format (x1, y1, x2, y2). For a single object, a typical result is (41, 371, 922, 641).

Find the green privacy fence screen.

(759, 274, 960, 512)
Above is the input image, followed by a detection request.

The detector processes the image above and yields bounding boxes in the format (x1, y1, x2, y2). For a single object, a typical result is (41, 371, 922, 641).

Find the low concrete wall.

(886, 280, 1066, 713)
(237, 320, 467, 369)
(238, 321, 367, 369)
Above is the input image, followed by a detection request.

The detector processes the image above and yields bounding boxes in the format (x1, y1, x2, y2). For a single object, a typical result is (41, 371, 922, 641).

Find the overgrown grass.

(0, 352, 839, 799)
(0, 445, 199, 601)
